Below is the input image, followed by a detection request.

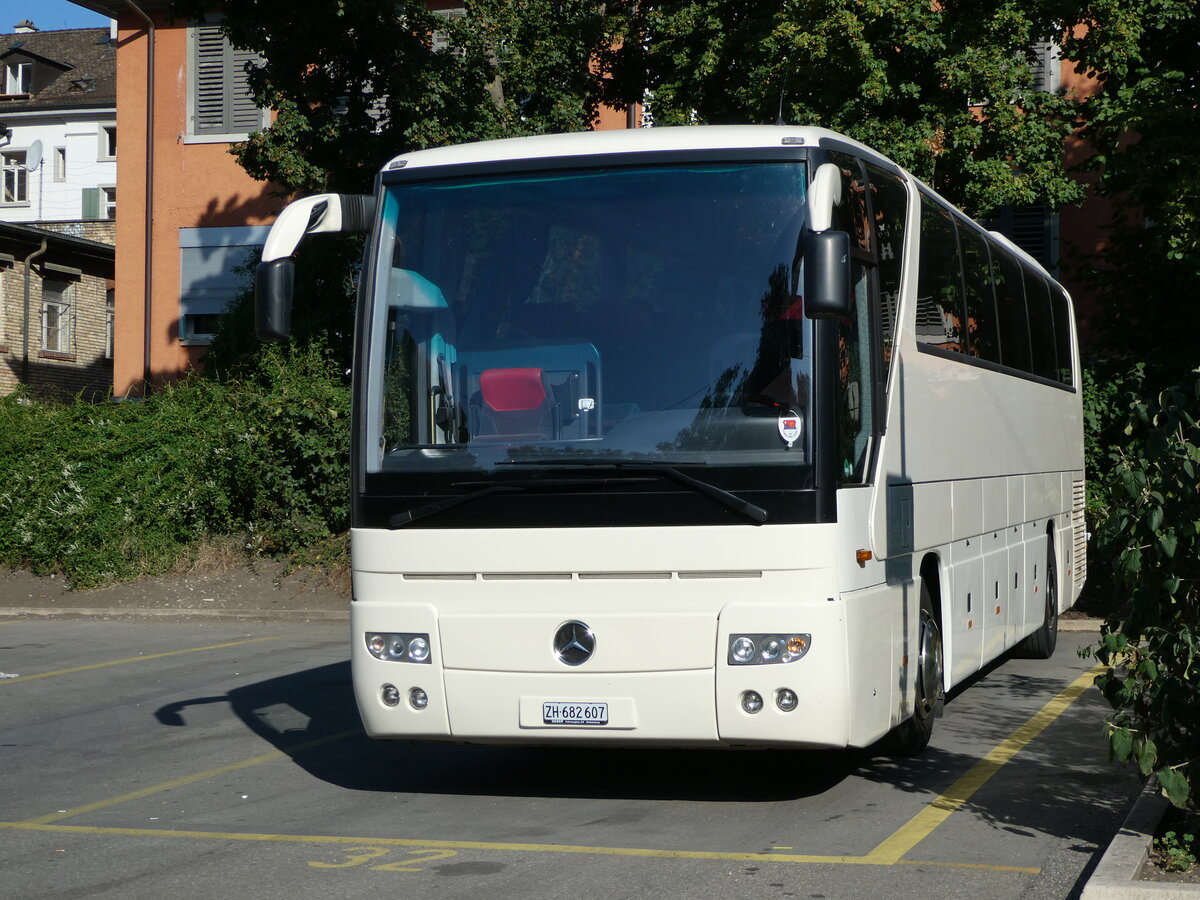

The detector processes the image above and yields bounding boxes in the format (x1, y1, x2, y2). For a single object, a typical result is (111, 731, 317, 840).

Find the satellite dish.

(25, 139, 42, 171)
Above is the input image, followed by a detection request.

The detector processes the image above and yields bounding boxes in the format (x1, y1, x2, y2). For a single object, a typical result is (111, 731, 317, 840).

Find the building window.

(98, 125, 116, 160)
(5, 61, 31, 94)
(54, 146, 67, 182)
(105, 289, 114, 360)
(179, 224, 269, 343)
(188, 23, 266, 140)
(41, 280, 74, 354)
(2, 151, 27, 204)
(102, 186, 116, 220)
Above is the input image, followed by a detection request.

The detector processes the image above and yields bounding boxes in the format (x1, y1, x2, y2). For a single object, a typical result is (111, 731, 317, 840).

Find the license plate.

(542, 701, 608, 726)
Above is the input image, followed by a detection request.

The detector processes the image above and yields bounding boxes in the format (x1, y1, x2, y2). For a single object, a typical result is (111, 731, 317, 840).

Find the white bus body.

(259, 125, 1086, 751)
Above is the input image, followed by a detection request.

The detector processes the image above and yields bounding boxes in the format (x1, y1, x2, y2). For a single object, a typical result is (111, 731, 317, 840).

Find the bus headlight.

(727, 634, 812, 665)
(365, 632, 433, 664)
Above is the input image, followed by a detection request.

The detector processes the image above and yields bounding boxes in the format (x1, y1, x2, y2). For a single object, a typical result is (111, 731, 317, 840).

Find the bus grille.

(1072, 479, 1087, 587)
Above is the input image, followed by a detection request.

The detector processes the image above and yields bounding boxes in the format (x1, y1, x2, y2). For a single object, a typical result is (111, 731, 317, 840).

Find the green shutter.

(193, 24, 262, 135)
(81, 187, 101, 220)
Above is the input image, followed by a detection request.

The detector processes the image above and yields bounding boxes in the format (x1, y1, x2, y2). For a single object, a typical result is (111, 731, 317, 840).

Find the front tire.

(887, 580, 943, 756)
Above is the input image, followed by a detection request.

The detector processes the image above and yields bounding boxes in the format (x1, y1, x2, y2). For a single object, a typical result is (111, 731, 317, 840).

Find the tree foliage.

(1061, 0, 1200, 367)
(632, 0, 1086, 218)
(1089, 367, 1200, 807)
(170, 0, 629, 196)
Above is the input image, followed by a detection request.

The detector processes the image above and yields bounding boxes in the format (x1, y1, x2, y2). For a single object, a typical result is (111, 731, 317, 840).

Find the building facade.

(0, 20, 117, 397)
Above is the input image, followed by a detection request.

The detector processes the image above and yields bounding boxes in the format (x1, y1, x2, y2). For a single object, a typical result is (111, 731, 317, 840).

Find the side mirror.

(255, 258, 294, 341)
(803, 229, 851, 319)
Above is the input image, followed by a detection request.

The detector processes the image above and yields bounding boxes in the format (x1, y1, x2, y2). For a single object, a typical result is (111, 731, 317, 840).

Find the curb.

(1060, 617, 1104, 632)
(0, 606, 349, 622)
(1082, 781, 1200, 899)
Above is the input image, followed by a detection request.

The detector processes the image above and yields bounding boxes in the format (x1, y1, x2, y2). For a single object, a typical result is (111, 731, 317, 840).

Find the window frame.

(98, 125, 116, 161)
(5, 60, 31, 95)
(40, 279, 74, 355)
(2, 151, 28, 205)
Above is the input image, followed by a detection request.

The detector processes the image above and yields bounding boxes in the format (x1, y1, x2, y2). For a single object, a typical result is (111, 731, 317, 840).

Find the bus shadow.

(154, 659, 867, 803)
(152, 654, 1139, 841)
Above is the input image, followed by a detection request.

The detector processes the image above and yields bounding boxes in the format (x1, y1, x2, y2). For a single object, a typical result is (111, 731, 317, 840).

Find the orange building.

(71, 1, 282, 395)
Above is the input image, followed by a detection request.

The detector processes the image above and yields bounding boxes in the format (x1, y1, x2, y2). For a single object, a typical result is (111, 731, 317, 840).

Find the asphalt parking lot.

(0, 617, 1141, 899)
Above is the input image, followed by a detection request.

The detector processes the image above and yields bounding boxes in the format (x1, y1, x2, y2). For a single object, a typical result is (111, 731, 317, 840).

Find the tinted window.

(1050, 284, 1074, 386)
(916, 195, 964, 352)
(865, 163, 907, 376)
(1024, 269, 1057, 380)
(993, 249, 1031, 372)
(958, 223, 1001, 364)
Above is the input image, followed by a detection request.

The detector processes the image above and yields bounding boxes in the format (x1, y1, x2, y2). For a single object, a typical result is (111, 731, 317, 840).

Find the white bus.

(257, 125, 1086, 753)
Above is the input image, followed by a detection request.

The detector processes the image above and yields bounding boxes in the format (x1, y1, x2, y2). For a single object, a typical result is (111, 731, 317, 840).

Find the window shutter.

(229, 47, 264, 132)
(193, 24, 263, 136)
(81, 187, 101, 220)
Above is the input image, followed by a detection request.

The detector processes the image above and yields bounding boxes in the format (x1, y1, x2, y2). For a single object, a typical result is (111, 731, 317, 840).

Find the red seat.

(477, 368, 555, 440)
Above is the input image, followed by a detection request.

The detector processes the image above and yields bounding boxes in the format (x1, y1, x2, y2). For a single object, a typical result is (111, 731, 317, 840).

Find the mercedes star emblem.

(553, 621, 595, 666)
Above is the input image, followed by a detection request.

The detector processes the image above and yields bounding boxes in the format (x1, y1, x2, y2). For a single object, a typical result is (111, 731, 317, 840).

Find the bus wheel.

(1015, 537, 1058, 659)
(887, 582, 943, 756)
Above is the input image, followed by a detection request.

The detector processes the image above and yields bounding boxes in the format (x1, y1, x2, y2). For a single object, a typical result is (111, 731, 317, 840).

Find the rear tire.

(1015, 535, 1058, 660)
(887, 580, 943, 756)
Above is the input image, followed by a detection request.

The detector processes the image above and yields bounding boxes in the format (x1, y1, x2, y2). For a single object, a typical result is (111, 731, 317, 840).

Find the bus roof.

(381, 125, 888, 173)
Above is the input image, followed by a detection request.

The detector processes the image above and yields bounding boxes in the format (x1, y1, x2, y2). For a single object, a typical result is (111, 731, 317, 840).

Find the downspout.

(22, 238, 48, 384)
(124, 0, 155, 391)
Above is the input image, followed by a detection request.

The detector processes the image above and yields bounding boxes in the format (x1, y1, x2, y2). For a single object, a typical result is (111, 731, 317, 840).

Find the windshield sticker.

(778, 412, 802, 448)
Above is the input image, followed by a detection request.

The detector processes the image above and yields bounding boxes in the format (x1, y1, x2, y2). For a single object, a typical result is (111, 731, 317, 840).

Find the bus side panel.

(950, 538, 985, 686)
(841, 582, 900, 747)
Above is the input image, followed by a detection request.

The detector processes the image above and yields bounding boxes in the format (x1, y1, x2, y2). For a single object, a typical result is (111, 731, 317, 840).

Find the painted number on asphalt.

(308, 847, 458, 872)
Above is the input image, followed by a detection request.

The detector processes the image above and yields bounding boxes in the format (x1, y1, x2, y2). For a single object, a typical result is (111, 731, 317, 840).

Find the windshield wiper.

(497, 459, 768, 525)
(389, 484, 523, 528)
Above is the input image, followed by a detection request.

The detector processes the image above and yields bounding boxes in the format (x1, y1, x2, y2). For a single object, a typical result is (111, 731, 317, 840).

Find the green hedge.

(0, 343, 349, 588)
(1083, 361, 1200, 808)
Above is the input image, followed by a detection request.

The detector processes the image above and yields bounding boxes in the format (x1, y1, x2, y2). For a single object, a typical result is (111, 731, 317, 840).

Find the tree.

(171, 0, 631, 196)
(1061, 0, 1200, 368)
(629, 0, 1087, 219)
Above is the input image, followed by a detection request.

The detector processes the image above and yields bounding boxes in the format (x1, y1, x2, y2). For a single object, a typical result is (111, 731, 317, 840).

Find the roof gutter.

(124, 0, 155, 391)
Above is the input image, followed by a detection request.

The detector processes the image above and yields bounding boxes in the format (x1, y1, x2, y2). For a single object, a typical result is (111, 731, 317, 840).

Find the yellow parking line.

(864, 662, 1104, 865)
(21, 729, 360, 825)
(0, 821, 946, 867)
(899, 858, 1041, 874)
(0, 636, 281, 685)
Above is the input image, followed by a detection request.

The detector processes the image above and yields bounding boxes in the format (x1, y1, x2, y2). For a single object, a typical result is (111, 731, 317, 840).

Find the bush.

(1087, 365, 1200, 807)
(0, 342, 349, 588)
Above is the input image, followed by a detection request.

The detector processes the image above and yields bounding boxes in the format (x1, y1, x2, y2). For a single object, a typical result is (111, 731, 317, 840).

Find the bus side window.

(1024, 269, 1057, 381)
(1050, 284, 1075, 386)
(992, 249, 1031, 373)
(864, 164, 907, 378)
(916, 195, 964, 353)
(958, 223, 1001, 363)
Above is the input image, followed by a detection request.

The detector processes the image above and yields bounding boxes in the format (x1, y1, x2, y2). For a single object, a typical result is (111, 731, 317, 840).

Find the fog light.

(381, 684, 400, 707)
(741, 690, 764, 714)
(409, 687, 429, 710)
(776, 688, 798, 712)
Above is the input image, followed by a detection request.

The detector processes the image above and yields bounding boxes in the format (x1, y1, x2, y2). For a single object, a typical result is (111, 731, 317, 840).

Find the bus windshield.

(364, 160, 813, 476)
